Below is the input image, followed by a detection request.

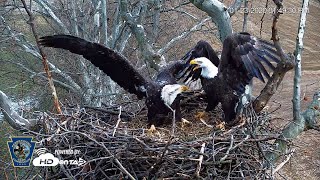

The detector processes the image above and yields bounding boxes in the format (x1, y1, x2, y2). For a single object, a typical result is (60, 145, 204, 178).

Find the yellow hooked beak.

(190, 59, 200, 71)
(180, 85, 189, 92)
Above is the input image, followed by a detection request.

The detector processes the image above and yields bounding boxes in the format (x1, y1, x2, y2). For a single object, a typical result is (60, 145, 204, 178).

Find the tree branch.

(265, 0, 310, 164)
(120, 0, 162, 70)
(0, 15, 82, 94)
(228, 0, 244, 17)
(253, 0, 295, 112)
(21, 0, 62, 114)
(190, 0, 233, 41)
(158, 17, 211, 55)
(0, 91, 38, 130)
(0, 59, 79, 93)
(33, 0, 70, 34)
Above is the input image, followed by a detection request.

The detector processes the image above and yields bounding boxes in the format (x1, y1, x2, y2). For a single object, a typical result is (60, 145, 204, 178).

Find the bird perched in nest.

(39, 35, 190, 132)
(182, 32, 280, 124)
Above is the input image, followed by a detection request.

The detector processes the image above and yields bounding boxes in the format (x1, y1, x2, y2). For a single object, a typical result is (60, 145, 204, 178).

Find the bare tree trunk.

(101, 0, 108, 45)
(101, 0, 118, 105)
(70, 0, 79, 36)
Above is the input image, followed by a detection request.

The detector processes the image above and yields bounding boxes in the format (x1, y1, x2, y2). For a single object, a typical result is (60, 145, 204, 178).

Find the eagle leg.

(174, 102, 191, 127)
(221, 97, 238, 124)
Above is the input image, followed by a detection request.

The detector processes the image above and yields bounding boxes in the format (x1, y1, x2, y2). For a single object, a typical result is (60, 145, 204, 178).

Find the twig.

(112, 106, 122, 137)
(195, 143, 206, 177)
(271, 0, 287, 59)
(147, 137, 174, 176)
(199, 118, 213, 128)
(84, 106, 131, 118)
(271, 149, 295, 175)
(231, 135, 250, 150)
(220, 135, 234, 162)
(172, 109, 176, 136)
(259, 0, 269, 37)
(165, 103, 176, 137)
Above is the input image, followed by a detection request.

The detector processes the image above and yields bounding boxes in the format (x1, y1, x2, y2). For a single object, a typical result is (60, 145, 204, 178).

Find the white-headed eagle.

(182, 32, 280, 124)
(39, 35, 189, 128)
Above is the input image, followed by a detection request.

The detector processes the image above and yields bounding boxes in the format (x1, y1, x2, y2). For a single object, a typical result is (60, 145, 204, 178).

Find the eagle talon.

(181, 118, 191, 128)
(215, 122, 226, 131)
(195, 111, 207, 120)
(147, 124, 158, 135)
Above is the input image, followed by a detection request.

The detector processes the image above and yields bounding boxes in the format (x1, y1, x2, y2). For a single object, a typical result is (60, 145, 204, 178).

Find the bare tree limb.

(228, 0, 244, 17)
(266, 0, 311, 164)
(120, 0, 162, 70)
(0, 59, 79, 93)
(190, 0, 233, 41)
(253, 0, 295, 113)
(0, 91, 38, 130)
(0, 15, 82, 94)
(158, 17, 211, 55)
(33, 0, 69, 34)
(101, 0, 108, 45)
(242, 0, 248, 31)
(21, 0, 62, 114)
(70, 0, 79, 36)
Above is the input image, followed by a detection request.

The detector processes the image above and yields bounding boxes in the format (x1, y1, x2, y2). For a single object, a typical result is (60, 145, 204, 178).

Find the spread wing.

(39, 35, 148, 98)
(156, 60, 189, 85)
(220, 32, 280, 93)
(181, 40, 220, 82)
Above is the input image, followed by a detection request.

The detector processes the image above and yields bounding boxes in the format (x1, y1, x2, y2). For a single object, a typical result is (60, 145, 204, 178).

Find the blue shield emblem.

(7, 137, 36, 167)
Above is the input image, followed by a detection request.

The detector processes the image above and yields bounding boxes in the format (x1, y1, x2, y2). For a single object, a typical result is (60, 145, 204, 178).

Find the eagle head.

(161, 84, 189, 106)
(190, 57, 218, 79)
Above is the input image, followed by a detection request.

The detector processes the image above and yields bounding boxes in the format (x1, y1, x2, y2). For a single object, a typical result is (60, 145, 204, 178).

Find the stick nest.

(25, 92, 281, 179)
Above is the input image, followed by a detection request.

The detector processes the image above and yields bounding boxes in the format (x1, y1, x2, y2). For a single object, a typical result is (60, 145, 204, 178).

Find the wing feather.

(225, 32, 279, 82)
(39, 35, 148, 98)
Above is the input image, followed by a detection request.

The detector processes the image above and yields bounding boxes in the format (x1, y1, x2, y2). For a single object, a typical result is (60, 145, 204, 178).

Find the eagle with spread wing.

(39, 35, 190, 130)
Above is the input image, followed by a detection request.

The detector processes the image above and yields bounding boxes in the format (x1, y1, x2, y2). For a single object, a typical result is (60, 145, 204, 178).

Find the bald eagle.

(186, 32, 279, 123)
(39, 35, 189, 127)
(182, 40, 220, 82)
